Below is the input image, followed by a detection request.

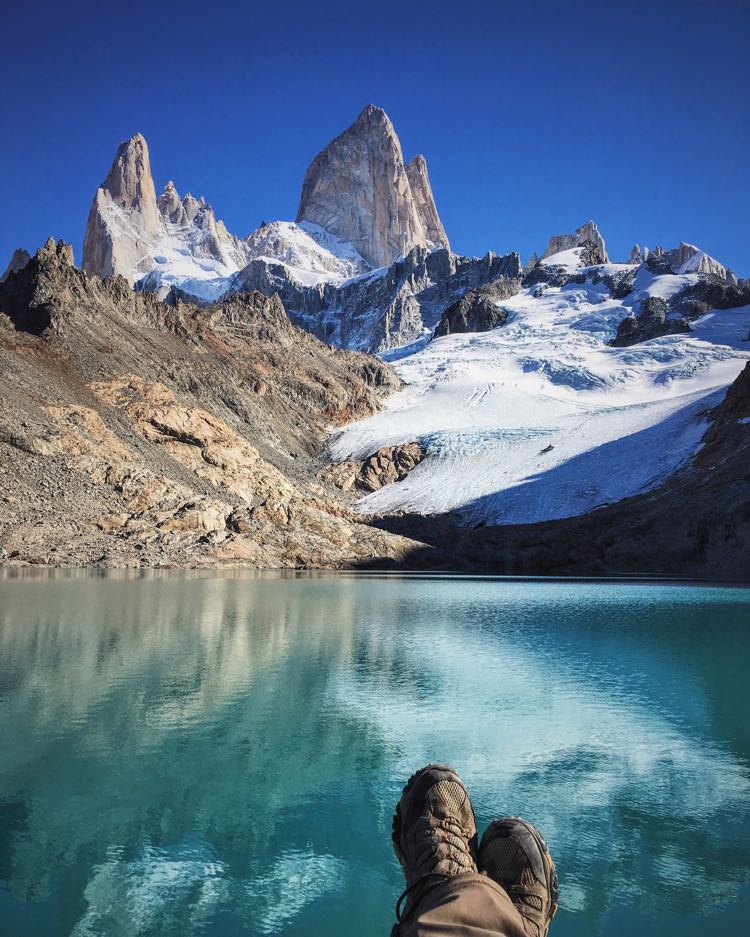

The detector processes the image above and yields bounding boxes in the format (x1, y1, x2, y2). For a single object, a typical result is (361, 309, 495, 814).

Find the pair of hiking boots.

(392, 764, 558, 936)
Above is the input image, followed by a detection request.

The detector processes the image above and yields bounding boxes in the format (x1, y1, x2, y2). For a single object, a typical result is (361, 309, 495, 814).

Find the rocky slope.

(0, 239, 422, 568)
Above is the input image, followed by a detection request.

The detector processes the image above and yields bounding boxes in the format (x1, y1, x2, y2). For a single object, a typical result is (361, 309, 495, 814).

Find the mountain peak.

(1, 247, 31, 283)
(357, 103, 390, 122)
(102, 133, 156, 211)
(541, 220, 609, 264)
(296, 106, 449, 268)
(83, 132, 162, 283)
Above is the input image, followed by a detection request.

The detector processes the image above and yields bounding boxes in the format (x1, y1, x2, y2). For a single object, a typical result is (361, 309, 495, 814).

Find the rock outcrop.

(433, 277, 521, 337)
(610, 295, 690, 346)
(669, 276, 750, 320)
(321, 442, 425, 493)
(296, 105, 449, 269)
(541, 220, 609, 264)
(1, 248, 31, 282)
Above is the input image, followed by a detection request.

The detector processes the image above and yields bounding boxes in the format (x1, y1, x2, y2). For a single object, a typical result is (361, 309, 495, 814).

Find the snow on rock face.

(539, 247, 586, 270)
(667, 242, 734, 281)
(83, 133, 247, 288)
(329, 276, 750, 527)
(242, 221, 368, 285)
(541, 220, 609, 264)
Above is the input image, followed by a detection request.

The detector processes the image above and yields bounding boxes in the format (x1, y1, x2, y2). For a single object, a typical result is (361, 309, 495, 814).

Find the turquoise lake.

(0, 571, 748, 936)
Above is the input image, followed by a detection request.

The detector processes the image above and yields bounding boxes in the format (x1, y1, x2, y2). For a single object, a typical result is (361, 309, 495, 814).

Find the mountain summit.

(82, 133, 246, 288)
(296, 105, 449, 268)
(80, 106, 449, 291)
(82, 133, 162, 282)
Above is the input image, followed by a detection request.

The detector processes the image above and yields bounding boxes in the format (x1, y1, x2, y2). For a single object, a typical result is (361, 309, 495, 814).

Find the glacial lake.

(0, 571, 748, 937)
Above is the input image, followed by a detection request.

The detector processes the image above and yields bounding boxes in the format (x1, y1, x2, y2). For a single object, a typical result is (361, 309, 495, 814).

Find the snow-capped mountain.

(329, 246, 750, 527)
(82, 105, 448, 303)
(72, 104, 750, 537)
(82, 133, 248, 297)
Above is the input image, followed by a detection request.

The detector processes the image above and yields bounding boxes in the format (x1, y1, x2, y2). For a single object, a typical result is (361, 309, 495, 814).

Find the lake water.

(0, 571, 749, 937)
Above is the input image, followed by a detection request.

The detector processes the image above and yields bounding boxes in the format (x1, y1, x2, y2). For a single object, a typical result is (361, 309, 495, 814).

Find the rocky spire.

(541, 220, 609, 264)
(1, 247, 31, 282)
(82, 133, 162, 284)
(405, 155, 449, 252)
(296, 105, 449, 269)
(158, 180, 188, 225)
(629, 244, 642, 264)
(524, 251, 539, 272)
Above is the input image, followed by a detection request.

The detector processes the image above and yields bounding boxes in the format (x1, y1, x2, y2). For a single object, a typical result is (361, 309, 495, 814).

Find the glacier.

(329, 255, 750, 526)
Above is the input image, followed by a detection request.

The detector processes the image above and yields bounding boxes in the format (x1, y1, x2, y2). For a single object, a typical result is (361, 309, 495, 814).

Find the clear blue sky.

(2, 0, 749, 274)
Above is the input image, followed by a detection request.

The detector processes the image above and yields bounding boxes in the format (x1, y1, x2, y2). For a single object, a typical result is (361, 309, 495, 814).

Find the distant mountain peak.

(82, 132, 161, 283)
(296, 105, 449, 268)
(541, 220, 609, 265)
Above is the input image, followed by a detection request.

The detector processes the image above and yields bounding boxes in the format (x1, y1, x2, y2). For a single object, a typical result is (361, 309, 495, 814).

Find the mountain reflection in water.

(0, 571, 748, 937)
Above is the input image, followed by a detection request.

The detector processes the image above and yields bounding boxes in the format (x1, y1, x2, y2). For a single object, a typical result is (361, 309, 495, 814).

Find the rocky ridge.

(0, 239, 424, 568)
(229, 245, 523, 353)
(540, 220, 609, 264)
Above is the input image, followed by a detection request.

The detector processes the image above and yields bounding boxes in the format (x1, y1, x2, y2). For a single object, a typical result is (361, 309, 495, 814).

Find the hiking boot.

(478, 817, 558, 937)
(391, 764, 478, 923)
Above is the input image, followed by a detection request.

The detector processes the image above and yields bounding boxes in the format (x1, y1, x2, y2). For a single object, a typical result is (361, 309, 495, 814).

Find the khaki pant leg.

(397, 872, 528, 937)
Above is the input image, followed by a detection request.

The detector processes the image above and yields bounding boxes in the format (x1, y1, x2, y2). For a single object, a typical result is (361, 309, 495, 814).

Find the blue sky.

(2, 0, 749, 273)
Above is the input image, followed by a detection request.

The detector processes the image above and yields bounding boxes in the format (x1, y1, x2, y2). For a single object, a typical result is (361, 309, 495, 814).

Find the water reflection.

(0, 573, 748, 937)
